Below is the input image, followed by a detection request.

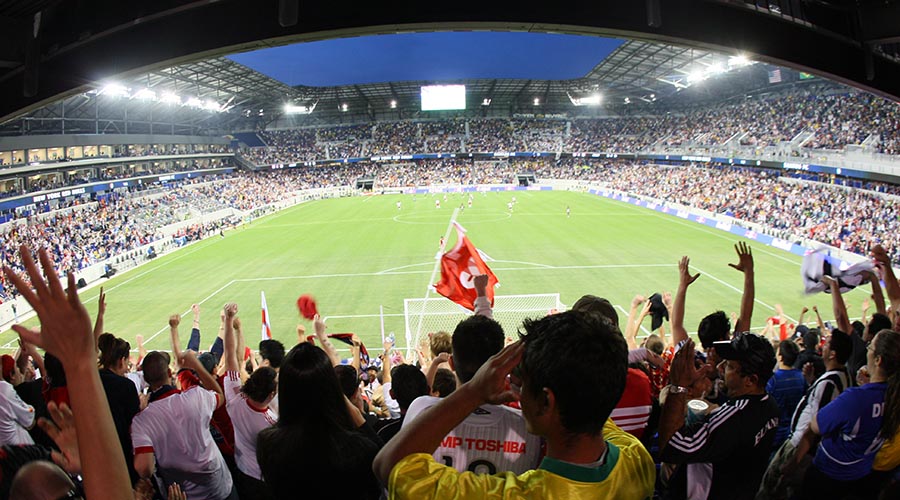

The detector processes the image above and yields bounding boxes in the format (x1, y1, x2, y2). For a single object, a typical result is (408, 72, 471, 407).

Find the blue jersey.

(814, 382, 887, 480)
(766, 368, 806, 449)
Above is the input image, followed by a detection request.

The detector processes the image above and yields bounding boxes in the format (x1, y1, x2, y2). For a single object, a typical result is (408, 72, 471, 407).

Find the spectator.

(767, 339, 807, 451)
(430, 367, 457, 397)
(659, 333, 780, 500)
(97, 332, 141, 484)
(374, 310, 656, 498)
(758, 329, 853, 500)
(794, 328, 826, 381)
(256, 342, 383, 499)
(131, 349, 235, 499)
(795, 329, 900, 499)
(375, 363, 429, 443)
(0, 354, 35, 446)
(220, 303, 277, 500)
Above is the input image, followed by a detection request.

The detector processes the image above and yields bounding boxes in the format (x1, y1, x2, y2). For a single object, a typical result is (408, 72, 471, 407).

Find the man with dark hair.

(766, 339, 806, 451)
(659, 333, 779, 500)
(757, 330, 853, 500)
(401, 275, 541, 474)
(131, 350, 235, 499)
(376, 365, 428, 443)
(374, 310, 655, 498)
(794, 328, 826, 380)
(573, 292, 653, 438)
(258, 339, 285, 369)
(430, 368, 456, 397)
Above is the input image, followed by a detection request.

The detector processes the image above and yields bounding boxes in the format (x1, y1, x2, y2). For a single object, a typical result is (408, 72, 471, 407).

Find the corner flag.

(434, 222, 499, 311)
(261, 291, 272, 341)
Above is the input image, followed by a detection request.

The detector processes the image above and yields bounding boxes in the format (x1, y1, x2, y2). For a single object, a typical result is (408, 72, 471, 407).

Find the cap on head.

(713, 332, 776, 384)
(0, 354, 15, 381)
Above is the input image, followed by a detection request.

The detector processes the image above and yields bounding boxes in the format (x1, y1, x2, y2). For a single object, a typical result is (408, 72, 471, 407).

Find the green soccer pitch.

(3, 190, 868, 356)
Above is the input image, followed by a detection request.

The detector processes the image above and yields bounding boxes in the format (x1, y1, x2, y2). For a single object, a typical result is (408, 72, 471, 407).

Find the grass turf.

(4, 190, 868, 354)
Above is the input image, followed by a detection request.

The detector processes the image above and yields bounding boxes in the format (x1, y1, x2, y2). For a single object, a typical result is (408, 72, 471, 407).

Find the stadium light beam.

(160, 92, 181, 105)
(390, 99, 397, 109)
(100, 83, 129, 98)
(133, 88, 156, 100)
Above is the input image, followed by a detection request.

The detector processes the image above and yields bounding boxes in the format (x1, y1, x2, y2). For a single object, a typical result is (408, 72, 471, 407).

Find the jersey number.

(441, 456, 497, 475)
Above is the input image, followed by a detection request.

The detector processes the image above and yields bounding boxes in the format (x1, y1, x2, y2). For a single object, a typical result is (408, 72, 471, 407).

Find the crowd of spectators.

(8, 156, 900, 306)
(241, 87, 900, 165)
(3, 234, 900, 499)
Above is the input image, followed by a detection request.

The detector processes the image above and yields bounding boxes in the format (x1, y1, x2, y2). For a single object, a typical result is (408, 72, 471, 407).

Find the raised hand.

(729, 242, 754, 274)
(3, 246, 94, 367)
(38, 402, 82, 474)
(678, 256, 700, 287)
(669, 339, 707, 388)
(662, 291, 673, 311)
(631, 295, 646, 309)
(467, 341, 524, 405)
(223, 302, 238, 319)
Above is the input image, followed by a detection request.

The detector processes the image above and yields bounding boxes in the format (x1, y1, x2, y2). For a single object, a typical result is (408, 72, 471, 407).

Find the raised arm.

(661, 291, 673, 347)
(872, 245, 900, 316)
(822, 276, 852, 334)
(18, 339, 45, 381)
(868, 271, 887, 317)
(624, 295, 645, 347)
(373, 342, 523, 484)
(350, 335, 362, 374)
(4, 246, 132, 500)
(472, 274, 493, 319)
(314, 314, 341, 366)
(426, 352, 450, 390)
(168, 314, 184, 371)
(223, 303, 239, 373)
(672, 256, 700, 345)
(180, 350, 224, 409)
(729, 242, 755, 334)
(92, 287, 105, 349)
(813, 305, 826, 332)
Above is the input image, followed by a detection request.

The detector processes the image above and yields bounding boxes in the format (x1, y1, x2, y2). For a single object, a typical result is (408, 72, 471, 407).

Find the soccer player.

(566, 205, 571, 218)
(396, 200, 401, 211)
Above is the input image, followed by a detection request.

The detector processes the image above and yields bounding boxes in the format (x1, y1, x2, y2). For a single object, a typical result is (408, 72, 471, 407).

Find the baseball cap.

(1, 354, 15, 381)
(713, 332, 776, 383)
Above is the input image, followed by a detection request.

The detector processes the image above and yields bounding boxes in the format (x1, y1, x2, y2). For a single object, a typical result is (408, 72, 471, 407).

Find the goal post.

(404, 294, 565, 361)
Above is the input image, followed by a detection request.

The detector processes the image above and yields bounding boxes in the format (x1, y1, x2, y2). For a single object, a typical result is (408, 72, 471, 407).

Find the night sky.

(226, 32, 624, 87)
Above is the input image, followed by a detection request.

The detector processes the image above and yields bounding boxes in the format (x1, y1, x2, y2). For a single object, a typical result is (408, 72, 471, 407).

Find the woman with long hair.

(257, 342, 382, 499)
(97, 332, 141, 485)
(798, 329, 900, 499)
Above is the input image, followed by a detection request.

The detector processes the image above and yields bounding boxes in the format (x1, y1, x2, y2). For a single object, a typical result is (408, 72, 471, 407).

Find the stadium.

(0, 2, 899, 499)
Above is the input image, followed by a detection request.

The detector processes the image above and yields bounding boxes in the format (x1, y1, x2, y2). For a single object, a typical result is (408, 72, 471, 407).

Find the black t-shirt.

(847, 333, 868, 380)
(99, 369, 140, 484)
(794, 351, 825, 380)
(661, 393, 780, 500)
(13, 380, 53, 449)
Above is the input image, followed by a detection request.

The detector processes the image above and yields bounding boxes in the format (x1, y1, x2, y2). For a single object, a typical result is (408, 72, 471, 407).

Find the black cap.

(713, 332, 776, 383)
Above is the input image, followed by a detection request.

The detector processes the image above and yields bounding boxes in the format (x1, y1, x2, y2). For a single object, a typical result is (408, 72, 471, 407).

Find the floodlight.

(729, 54, 751, 68)
(284, 104, 313, 114)
(185, 97, 203, 108)
(204, 100, 221, 112)
(390, 100, 397, 109)
(533, 98, 540, 106)
(341, 103, 348, 112)
(100, 83, 129, 98)
(160, 92, 181, 105)
(707, 63, 726, 75)
(624, 97, 630, 104)
(133, 88, 156, 100)
(687, 70, 706, 83)
(481, 98, 491, 106)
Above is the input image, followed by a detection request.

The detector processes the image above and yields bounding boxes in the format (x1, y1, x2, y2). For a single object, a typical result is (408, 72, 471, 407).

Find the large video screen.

(421, 85, 466, 111)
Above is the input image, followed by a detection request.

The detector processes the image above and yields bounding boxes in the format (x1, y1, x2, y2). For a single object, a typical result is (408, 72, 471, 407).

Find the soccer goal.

(404, 294, 565, 362)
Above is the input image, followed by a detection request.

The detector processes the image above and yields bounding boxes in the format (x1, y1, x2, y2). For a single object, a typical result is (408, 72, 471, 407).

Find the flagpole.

(412, 207, 460, 362)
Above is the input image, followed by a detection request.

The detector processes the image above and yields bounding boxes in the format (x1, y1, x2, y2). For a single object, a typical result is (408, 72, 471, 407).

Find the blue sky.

(226, 32, 624, 87)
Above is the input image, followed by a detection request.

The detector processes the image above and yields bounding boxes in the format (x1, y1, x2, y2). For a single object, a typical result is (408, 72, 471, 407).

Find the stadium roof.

(0, 0, 899, 127)
(0, 37, 798, 136)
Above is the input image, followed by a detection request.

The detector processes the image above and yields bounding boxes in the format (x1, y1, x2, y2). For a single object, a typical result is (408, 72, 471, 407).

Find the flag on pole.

(261, 291, 272, 341)
(768, 68, 782, 84)
(434, 222, 499, 311)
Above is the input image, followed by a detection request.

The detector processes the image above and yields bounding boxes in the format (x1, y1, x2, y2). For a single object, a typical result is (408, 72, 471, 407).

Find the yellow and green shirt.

(388, 420, 655, 499)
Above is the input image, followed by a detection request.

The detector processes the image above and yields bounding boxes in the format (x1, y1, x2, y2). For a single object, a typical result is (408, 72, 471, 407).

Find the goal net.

(404, 294, 565, 362)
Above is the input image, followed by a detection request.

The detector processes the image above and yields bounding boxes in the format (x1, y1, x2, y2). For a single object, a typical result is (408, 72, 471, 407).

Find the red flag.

(434, 223, 499, 311)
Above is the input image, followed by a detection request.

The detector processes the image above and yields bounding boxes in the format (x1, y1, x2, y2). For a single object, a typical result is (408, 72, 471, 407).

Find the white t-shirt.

(402, 395, 542, 475)
(131, 386, 232, 500)
(0, 381, 34, 446)
(126, 371, 147, 394)
(224, 371, 277, 480)
(789, 369, 849, 447)
(383, 381, 401, 419)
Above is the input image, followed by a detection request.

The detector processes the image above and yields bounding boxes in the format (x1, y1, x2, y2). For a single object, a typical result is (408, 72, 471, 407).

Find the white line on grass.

(610, 199, 803, 266)
(140, 279, 237, 345)
(613, 304, 650, 334)
(691, 265, 797, 323)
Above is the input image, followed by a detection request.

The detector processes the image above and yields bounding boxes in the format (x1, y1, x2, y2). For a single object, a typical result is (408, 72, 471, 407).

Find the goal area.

(404, 294, 565, 361)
